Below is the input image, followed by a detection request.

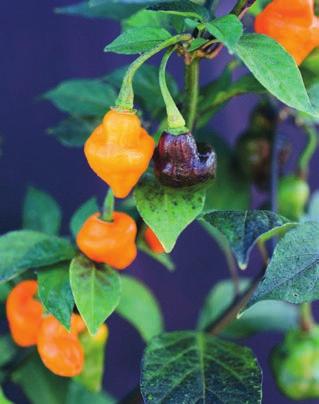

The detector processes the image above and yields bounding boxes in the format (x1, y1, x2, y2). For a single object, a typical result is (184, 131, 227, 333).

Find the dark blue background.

(1, 1, 319, 403)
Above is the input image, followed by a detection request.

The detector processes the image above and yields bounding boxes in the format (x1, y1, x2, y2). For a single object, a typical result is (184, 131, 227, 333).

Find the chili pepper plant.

(1, 0, 319, 403)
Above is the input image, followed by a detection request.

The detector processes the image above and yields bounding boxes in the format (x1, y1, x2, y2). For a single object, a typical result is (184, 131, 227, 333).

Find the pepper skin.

(278, 175, 310, 221)
(153, 132, 216, 187)
(144, 226, 165, 254)
(37, 314, 84, 377)
(76, 212, 137, 270)
(84, 109, 155, 198)
(6, 280, 43, 347)
(255, 0, 319, 65)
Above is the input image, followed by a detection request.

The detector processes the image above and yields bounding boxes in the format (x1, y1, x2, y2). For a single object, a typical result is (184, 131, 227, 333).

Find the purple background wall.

(1, 1, 319, 403)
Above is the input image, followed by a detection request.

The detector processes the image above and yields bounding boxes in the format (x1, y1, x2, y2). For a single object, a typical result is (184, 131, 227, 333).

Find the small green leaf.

(70, 255, 122, 335)
(234, 34, 315, 115)
(249, 222, 319, 306)
(0, 335, 17, 367)
(135, 174, 206, 252)
(198, 279, 299, 338)
(0, 231, 76, 283)
(141, 331, 262, 403)
(12, 354, 69, 404)
(23, 187, 62, 235)
(38, 263, 74, 330)
(66, 381, 116, 404)
(105, 27, 172, 55)
(205, 15, 243, 52)
(188, 37, 208, 52)
(48, 117, 99, 148)
(137, 235, 175, 271)
(0, 388, 13, 404)
(70, 198, 99, 238)
(75, 329, 107, 392)
(201, 210, 293, 269)
(44, 79, 116, 117)
(147, 1, 209, 21)
(116, 275, 164, 341)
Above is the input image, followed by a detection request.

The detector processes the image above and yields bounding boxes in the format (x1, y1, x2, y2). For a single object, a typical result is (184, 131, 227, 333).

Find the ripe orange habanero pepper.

(144, 227, 165, 254)
(255, 0, 319, 65)
(76, 211, 137, 270)
(6, 280, 43, 347)
(37, 314, 85, 377)
(84, 109, 155, 199)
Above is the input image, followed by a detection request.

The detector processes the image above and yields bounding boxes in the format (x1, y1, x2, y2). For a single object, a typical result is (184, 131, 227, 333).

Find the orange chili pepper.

(255, 0, 319, 65)
(84, 109, 155, 198)
(76, 211, 137, 270)
(6, 280, 43, 347)
(144, 227, 165, 254)
(37, 314, 84, 377)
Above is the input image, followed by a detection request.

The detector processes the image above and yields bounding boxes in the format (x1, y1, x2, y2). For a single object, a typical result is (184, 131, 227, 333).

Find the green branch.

(185, 58, 200, 131)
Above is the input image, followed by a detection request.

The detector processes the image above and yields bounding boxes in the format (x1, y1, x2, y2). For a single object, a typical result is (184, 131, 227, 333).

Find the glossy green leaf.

(198, 279, 299, 338)
(116, 275, 164, 341)
(205, 15, 243, 52)
(249, 0, 272, 15)
(249, 222, 319, 306)
(23, 187, 62, 236)
(0, 388, 13, 404)
(137, 235, 175, 271)
(0, 335, 17, 367)
(147, 1, 209, 21)
(0, 231, 75, 283)
(70, 255, 122, 335)
(201, 210, 293, 269)
(135, 174, 206, 252)
(70, 197, 99, 238)
(66, 381, 116, 404)
(48, 117, 98, 148)
(38, 263, 74, 330)
(141, 331, 262, 403)
(44, 79, 116, 117)
(234, 34, 315, 115)
(105, 27, 172, 55)
(75, 328, 108, 392)
(12, 354, 69, 404)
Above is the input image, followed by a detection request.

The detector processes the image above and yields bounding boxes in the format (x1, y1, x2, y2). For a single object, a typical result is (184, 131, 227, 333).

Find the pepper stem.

(102, 189, 114, 222)
(300, 303, 315, 332)
(115, 34, 192, 112)
(159, 48, 189, 135)
(298, 125, 318, 178)
(185, 58, 200, 131)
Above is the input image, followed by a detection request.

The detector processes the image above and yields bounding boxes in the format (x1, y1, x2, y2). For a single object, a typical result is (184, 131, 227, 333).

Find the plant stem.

(102, 189, 114, 222)
(159, 48, 188, 134)
(270, 131, 279, 216)
(298, 125, 318, 179)
(300, 303, 314, 332)
(231, 0, 256, 17)
(205, 266, 266, 335)
(184, 58, 200, 131)
(115, 34, 191, 111)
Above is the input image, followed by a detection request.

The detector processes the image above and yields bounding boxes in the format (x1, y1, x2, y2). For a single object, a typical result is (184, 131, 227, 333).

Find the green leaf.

(75, 329, 107, 392)
(201, 210, 293, 269)
(205, 15, 243, 52)
(0, 283, 10, 302)
(249, 222, 319, 306)
(137, 235, 175, 271)
(234, 34, 315, 115)
(141, 331, 262, 403)
(198, 279, 299, 338)
(116, 275, 164, 341)
(147, 1, 209, 21)
(105, 27, 172, 55)
(248, 0, 272, 16)
(134, 174, 206, 252)
(0, 388, 13, 404)
(23, 187, 62, 235)
(12, 354, 69, 404)
(70, 255, 122, 335)
(305, 190, 319, 222)
(66, 381, 116, 404)
(48, 117, 99, 148)
(0, 335, 17, 367)
(0, 231, 75, 283)
(70, 198, 100, 238)
(44, 79, 116, 117)
(38, 263, 74, 330)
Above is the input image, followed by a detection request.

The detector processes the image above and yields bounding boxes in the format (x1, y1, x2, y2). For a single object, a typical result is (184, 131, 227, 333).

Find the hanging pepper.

(144, 226, 165, 254)
(255, 0, 319, 65)
(84, 109, 154, 199)
(77, 211, 137, 270)
(6, 280, 43, 347)
(37, 314, 85, 377)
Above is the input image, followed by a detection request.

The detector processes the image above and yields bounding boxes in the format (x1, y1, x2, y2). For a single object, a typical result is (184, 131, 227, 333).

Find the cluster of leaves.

(2, 0, 319, 402)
